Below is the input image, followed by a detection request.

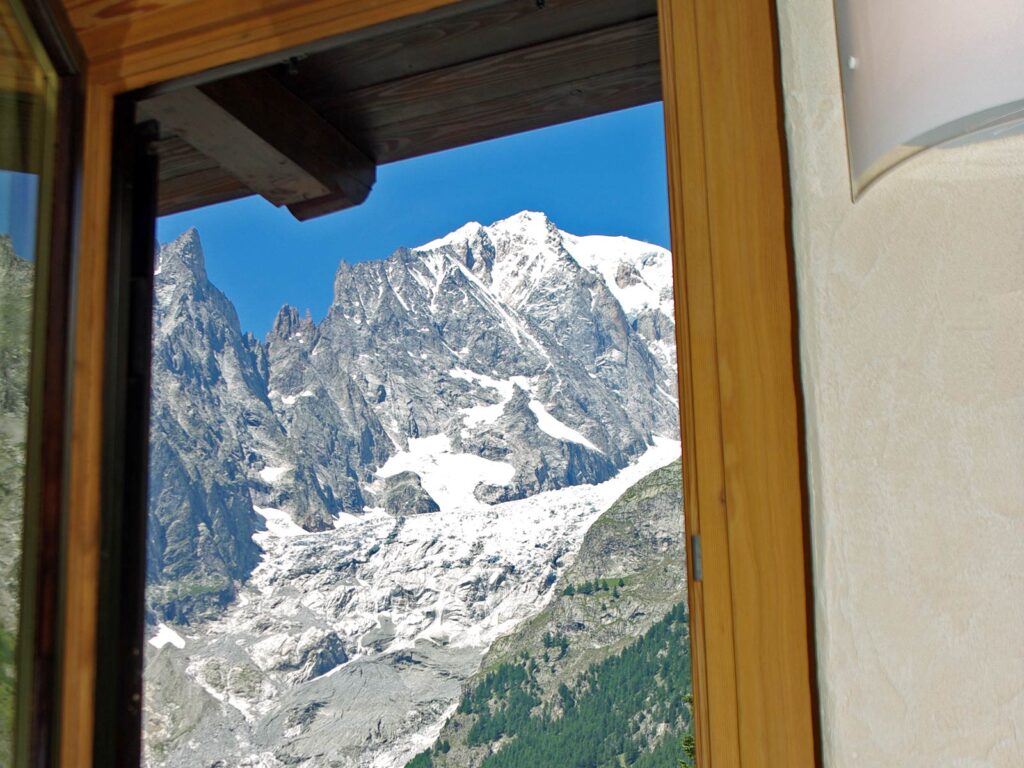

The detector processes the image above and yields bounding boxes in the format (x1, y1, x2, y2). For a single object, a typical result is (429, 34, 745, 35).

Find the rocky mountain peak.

(270, 304, 315, 342)
(155, 226, 207, 282)
(488, 209, 558, 244)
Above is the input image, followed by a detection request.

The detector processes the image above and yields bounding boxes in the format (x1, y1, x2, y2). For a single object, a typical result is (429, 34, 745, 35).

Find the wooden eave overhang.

(130, 0, 660, 220)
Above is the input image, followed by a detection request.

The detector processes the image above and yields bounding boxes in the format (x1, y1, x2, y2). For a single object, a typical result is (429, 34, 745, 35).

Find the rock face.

(148, 230, 275, 621)
(380, 472, 440, 516)
(0, 235, 32, 765)
(142, 212, 682, 767)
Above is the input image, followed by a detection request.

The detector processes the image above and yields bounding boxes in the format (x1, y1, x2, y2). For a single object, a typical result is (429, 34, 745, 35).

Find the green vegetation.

(405, 736, 452, 767)
(167, 578, 231, 600)
(458, 654, 543, 746)
(410, 602, 692, 768)
(480, 601, 691, 768)
(678, 731, 697, 768)
(562, 577, 625, 598)
(541, 632, 569, 660)
(406, 750, 433, 768)
(0, 627, 15, 765)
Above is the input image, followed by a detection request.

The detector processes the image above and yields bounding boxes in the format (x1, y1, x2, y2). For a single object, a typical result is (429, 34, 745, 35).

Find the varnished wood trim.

(61, 76, 112, 768)
(659, 2, 739, 764)
(85, 0, 471, 92)
(660, 0, 818, 765)
(24, 68, 81, 768)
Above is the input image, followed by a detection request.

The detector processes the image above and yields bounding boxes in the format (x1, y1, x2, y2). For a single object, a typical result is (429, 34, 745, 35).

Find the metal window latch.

(691, 534, 702, 583)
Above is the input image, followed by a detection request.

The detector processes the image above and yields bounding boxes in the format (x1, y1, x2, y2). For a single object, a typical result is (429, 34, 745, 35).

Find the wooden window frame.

(58, 0, 820, 766)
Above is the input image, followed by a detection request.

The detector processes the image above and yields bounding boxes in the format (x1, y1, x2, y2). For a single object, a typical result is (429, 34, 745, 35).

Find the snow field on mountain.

(375, 433, 516, 511)
(146, 438, 680, 766)
(258, 466, 290, 484)
(527, 401, 600, 452)
(448, 367, 599, 450)
(253, 506, 308, 540)
(149, 623, 186, 650)
(565, 232, 673, 318)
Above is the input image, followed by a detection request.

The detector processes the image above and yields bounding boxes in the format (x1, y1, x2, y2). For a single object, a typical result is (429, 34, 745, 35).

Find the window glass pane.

(0, 0, 55, 760)
(143, 97, 693, 765)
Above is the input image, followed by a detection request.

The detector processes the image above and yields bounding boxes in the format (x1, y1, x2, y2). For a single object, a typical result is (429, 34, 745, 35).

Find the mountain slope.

(409, 459, 688, 768)
(143, 442, 681, 768)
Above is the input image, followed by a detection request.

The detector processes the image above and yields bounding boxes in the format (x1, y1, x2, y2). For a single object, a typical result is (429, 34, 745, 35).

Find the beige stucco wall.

(776, 1, 1024, 765)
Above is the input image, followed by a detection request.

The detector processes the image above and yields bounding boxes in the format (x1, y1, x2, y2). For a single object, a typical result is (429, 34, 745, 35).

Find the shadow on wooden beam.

(139, 70, 375, 218)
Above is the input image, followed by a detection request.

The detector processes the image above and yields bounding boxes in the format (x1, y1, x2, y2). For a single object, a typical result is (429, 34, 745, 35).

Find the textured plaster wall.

(776, 1, 1024, 765)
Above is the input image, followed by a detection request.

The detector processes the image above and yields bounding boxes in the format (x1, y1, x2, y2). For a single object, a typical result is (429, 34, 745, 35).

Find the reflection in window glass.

(0, 0, 54, 760)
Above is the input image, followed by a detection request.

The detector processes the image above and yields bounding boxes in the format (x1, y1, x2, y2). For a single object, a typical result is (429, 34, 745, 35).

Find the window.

(58, 1, 819, 766)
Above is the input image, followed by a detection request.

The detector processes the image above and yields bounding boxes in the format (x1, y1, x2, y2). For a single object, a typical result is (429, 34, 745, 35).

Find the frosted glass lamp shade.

(836, 0, 1024, 197)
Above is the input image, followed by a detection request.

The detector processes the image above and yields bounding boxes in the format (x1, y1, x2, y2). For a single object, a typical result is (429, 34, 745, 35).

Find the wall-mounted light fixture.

(835, 0, 1024, 198)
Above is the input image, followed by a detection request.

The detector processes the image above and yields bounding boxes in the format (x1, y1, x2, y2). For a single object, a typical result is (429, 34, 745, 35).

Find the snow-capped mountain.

(143, 212, 681, 767)
(147, 212, 678, 623)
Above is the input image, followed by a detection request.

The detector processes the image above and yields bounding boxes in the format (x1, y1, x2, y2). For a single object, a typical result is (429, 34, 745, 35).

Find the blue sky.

(157, 102, 670, 338)
(0, 172, 40, 259)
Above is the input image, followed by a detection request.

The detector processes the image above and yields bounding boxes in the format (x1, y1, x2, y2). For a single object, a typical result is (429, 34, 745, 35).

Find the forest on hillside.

(408, 601, 694, 768)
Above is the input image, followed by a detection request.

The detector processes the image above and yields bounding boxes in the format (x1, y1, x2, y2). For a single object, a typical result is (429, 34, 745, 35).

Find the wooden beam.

(287, 191, 358, 221)
(660, 0, 820, 765)
(138, 70, 375, 210)
(157, 167, 252, 216)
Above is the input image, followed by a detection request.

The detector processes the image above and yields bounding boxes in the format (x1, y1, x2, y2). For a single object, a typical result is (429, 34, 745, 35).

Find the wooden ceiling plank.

(367, 60, 662, 164)
(287, 0, 658, 97)
(321, 16, 659, 133)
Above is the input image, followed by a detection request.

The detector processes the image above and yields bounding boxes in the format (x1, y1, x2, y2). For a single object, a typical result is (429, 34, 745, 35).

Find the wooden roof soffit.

(137, 70, 376, 219)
